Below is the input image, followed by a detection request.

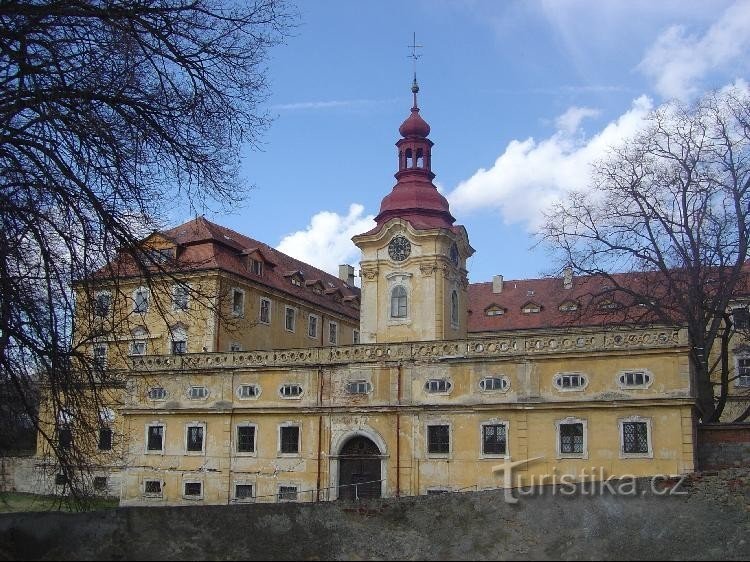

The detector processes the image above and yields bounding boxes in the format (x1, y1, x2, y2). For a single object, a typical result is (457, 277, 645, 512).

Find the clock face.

(388, 236, 411, 261)
(449, 243, 459, 266)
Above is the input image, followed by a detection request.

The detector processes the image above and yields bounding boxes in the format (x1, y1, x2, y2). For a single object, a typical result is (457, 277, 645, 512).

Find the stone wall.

(0, 470, 749, 561)
(697, 423, 750, 470)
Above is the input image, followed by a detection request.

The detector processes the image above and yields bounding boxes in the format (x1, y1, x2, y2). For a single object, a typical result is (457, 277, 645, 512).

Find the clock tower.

(352, 78, 474, 343)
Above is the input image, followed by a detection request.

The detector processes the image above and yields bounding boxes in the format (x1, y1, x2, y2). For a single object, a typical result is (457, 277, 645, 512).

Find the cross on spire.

(407, 32, 423, 108)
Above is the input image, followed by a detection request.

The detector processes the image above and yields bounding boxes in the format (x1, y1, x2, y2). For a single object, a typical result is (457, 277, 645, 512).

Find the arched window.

(416, 147, 424, 168)
(451, 290, 459, 325)
(404, 148, 413, 168)
(132, 287, 149, 313)
(391, 286, 408, 318)
(170, 324, 187, 355)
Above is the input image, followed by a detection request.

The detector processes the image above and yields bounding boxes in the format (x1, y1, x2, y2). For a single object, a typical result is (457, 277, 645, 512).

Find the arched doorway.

(338, 435, 382, 500)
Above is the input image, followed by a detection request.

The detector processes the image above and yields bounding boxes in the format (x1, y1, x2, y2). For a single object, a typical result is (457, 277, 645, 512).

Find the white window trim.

(147, 386, 168, 402)
(279, 384, 304, 400)
(616, 369, 654, 390)
(182, 478, 204, 500)
(308, 314, 319, 340)
(93, 290, 112, 318)
(425, 421, 452, 459)
(276, 482, 301, 503)
(143, 478, 165, 499)
(278, 422, 302, 457)
(284, 306, 296, 333)
(233, 479, 256, 503)
(169, 324, 188, 355)
(478, 376, 510, 394)
(479, 419, 510, 460)
(555, 417, 588, 460)
(172, 283, 190, 312)
(186, 385, 209, 401)
(231, 288, 245, 318)
(132, 286, 150, 314)
(345, 379, 373, 395)
(619, 416, 654, 459)
(129, 329, 148, 356)
(236, 384, 261, 401)
(145, 422, 165, 455)
(259, 297, 272, 325)
(185, 421, 206, 455)
(235, 422, 258, 456)
(328, 320, 338, 345)
(424, 378, 453, 396)
(735, 355, 750, 387)
(552, 372, 589, 392)
(388, 283, 410, 324)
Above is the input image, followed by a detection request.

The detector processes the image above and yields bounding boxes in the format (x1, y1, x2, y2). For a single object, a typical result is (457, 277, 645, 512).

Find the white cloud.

(276, 204, 375, 278)
(447, 96, 654, 230)
(554, 106, 601, 135)
(638, 0, 750, 100)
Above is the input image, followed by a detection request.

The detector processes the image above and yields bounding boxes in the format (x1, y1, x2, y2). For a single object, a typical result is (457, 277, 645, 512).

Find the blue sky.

(175, 0, 750, 284)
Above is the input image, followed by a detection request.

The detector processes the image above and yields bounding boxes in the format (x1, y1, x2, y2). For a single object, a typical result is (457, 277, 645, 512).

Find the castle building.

(39, 79, 705, 505)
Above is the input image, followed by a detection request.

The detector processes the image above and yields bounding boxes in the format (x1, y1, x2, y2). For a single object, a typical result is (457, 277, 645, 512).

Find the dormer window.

(306, 280, 324, 295)
(485, 305, 505, 317)
(145, 247, 174, 264)
(521, 302, 541, 314)
(559, 300, 579, 313)
(291, 277, 302, 287)
(284, 271, 304, 287)
(250, 259, 263, 276)
(598, 299, 621, 310)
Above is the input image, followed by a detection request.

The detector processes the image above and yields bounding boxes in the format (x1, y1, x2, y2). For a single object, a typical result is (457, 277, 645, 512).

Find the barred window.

(184, 482, 202, 497)
(278, 485, 298, 502)
(237, 426, 256, 453)
(622, 421, 649, 455)
(738, 358, 750, 387)
(482, 424, 507, 456)
(235, 484, 254, 500)
(427, 425, 450, 455)
(280, 426, 300, 454)
(559, 423, 584, 455)
(144, 480, 162, 496)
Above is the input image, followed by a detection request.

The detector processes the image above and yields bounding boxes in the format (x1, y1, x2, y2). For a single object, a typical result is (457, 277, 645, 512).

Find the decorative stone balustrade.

(129, 327, 687, 372)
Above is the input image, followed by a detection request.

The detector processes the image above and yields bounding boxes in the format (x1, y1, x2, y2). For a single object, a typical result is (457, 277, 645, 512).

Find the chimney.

(339, 264, 355, 286)
(563, 266, 573, 290)
(492, 275, 504, 294)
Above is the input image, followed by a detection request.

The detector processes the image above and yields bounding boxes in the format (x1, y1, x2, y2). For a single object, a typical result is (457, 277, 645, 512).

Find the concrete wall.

(697, 423, 750, 470)
(1, 470, 749, 561)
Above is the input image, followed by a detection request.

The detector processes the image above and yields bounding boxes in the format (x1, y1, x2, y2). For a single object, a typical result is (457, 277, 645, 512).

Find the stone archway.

(337, 435, 382, 500)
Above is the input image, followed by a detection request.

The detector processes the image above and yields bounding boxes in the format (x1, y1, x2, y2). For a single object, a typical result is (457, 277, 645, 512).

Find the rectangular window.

(184, 482, 202, 497)
(94, 292, 111, 317)
(482, 424, 507, 456)
(285, 307, 296, 332)
(308, 315, 318, 339)
(738, 358, 750, 386)
(144, 480, 162, 496)
(58, 427, 73, 450)
(559, 423, 584, 454)
(235, 484, 254, 500)
(329, 321, 338, 345)
(427, 425, 450, 455)
(278, 485, 298, 502)
(733, 307, 750, 330)
(173, 284, 189, 311)
(186, 425, 204, 452)
(232, 289, 244, 316)
(622, 421, 649, 455)
(93, 345, 107, 370)
(93, 476, 108, 491)
(250, 259, 263, 276)
(230, 342, 241, 352)
(131, 340, 146, 356)
(171, 340, 187, 355)
(133, 289, 149, 313)
(147, 425, 164, 452)
(353, 329, 360, 344)
(98, 428, 113, 451)
(280, 425, 300, 454)
(260, 298, 271, 324)
(237, 426, 256, 453)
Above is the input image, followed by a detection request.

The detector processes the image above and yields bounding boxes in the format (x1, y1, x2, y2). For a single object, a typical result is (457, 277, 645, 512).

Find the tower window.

(391, 286, 408, 318)
(416, 147, 423, 168)
(404, 148, 413, 168)
(451, 290, 459, 326)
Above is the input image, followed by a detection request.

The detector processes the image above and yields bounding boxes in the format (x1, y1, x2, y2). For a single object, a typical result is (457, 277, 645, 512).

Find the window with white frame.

(170, 325, 187, 355)
(237, 384, 260, 400)
(133, 287, 149, 313)
(280, 384, 303, 398)
(186, 423, 205, 453)
(346, 380, 372, 394)
(308, 314, 319, 339)
(481, 422, 508, 456)
(737, 358, 750, 387)
(618, 370, 652, 388)
(130, 327, 147, 355)
(232, 288, 245, 317)
(277, 485, 298, 502)
(250, 259, 263, 276)
(553, 372, 588, 391)
(328, 321, 338, 345)
(427, 424, 450, 455)
(146, 424, 164, 452)
(390, 286, 408, 318)
(259, 298, 271, 324)
(183, 481, 203, 499)
(425, 379, 452, 394)
(94, 291, 111, 318)
(147, 387, 167, 401)
(236, 424, 256, 454)
(172, 283, 189, 311)
(557, 418, 587, 458)
(353, 329, 360, 344)
(144, 480, 163, 497)
(279, 425, 300, 455)
(479, 376, 509, 392)
(235, 483, 255, 501)
(285, 306, 296, 332)
(620, 418, 652, 457)
(187, 386, 208, 400)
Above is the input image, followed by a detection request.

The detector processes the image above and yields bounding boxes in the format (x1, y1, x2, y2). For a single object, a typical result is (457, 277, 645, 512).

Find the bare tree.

(542, 86, 750, 423)
(0, 0, 293, 506)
